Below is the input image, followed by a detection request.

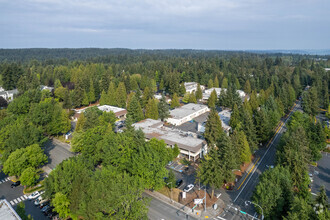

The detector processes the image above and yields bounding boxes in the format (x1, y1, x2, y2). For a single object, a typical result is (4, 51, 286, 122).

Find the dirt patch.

(158, 187, 218, 210)
(222, 155, 256, 190)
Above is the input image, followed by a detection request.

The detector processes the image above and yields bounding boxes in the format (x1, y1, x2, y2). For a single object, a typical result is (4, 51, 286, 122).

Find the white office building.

(166, 103, 210, 126)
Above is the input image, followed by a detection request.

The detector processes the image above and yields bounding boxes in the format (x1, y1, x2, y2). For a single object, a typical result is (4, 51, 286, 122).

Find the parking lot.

(310, 152, 330, 200)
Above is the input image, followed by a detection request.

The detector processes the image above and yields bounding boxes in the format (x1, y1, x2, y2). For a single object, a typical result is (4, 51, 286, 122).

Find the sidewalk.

(145, 189, 225, 219)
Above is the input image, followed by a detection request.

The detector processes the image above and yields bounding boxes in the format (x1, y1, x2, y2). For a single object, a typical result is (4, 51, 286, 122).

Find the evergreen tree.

(217, 134, 238, 182)
(197, 147, 224, 199)
(62, 88, 71, 109)
(231, 130, 251, 164)
(107, 82, 117, 106)
(204, 109, 223, 146)
(127, 94, 144, 122)
(244, 80, 251, 94)
(145, 98, 159, 120)
(88, 79, 96, 104)
(234, 77, 241, 89)
(171, 93, 180, 108)
(99, 90, 108, 105)
(207, 89, 217, 108)
(179, 82, 186, 96)
(221, 77, 228, 89)
(241, 108, 258, 151)
(214, 76, 219, 88)
(158, 94, 169, 121)
(229, 104, 241, 130)
(116, 82, 127, 108)
(142, 87, 152, 107)
(159, 79, 165, 91)
(208, 79, 214, 88)
(82, 91, 89, 106)
(196, 83, 203, 100)
(188, 92, 197, 103)
(182, 92, 190, 103)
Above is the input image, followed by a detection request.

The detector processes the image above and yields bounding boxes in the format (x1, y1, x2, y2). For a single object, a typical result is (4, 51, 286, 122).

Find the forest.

(0, 49, 329, 219)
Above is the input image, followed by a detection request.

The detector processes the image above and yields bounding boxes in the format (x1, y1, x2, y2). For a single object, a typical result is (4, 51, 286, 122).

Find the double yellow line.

(236, 103, 297, 190)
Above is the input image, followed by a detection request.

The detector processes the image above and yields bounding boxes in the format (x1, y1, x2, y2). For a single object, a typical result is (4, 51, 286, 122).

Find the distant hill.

(0, 48, 328, 63)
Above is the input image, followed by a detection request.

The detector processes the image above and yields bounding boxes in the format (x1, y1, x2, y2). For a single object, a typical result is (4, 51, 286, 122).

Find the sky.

(0, 0, 329, 50)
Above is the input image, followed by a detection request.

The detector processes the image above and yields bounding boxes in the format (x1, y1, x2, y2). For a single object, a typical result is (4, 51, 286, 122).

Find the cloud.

(0, 0, 329, 49)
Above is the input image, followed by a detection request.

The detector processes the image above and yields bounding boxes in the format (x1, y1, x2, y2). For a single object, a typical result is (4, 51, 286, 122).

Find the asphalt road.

(43, 138, 75, 171)
(216, 101, 301, 219)
(145, 193, 197, 220)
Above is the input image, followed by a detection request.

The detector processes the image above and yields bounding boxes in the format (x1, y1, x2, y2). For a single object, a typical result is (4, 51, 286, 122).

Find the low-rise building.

(73, 105, 127, 121)
(166, 103, 210, 126)
(97, 105, 127, 120)
(184, 82, 205, 93)
(218, 109, 232, 133)
(0, 200, 21, 220)
(133, 119, 207, 161)
(202, 87, 226, 100)
(0, 89, 19, 102)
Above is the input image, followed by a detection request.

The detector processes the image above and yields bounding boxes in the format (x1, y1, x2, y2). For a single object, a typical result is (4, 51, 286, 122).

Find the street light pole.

(245, 201, 264, 220)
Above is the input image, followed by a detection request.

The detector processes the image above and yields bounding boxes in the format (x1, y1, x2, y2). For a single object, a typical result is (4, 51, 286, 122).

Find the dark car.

(175, 179, 183, 188)
(44, 207, 53, 215)
(39, 201, 50, 209)
(11, 181, 21, 188)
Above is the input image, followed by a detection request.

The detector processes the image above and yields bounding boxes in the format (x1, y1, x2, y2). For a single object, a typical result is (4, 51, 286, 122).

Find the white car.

(28, 191, 44, 200)
(266, 165, 274, 169)
(184, 184, 194, 192)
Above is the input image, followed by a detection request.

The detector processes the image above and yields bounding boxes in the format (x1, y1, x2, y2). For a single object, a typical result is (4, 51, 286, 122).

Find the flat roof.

(0, 200, 21, 220)
(169, 103, 209, 119)
(97, 105, 127, 117)
(133, 119, 206, 153)
(219, 109, 231, 131)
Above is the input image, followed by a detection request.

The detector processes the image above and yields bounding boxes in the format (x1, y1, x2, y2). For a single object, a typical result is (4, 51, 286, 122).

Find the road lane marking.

(217, 216, 227, 220)
(24, 195, 28, 199)
(234, 102, 297, 202)
(17, 198, 21, 202)
(311, 192, 317, 196)
(6, 177, 9, 181)
(20, 196, 25, 200)
(14, 199, 18, 204)
(237, 157, 260, 190)
(10, 201, 14, 205)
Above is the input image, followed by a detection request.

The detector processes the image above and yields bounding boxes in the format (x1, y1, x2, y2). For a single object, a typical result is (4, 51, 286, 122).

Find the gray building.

(133, 119, 207, 161)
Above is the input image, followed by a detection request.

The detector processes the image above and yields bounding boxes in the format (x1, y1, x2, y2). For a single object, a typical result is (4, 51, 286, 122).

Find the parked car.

(44, 207, 53, 215)
(11, 181, 20, 188)
(184, 184, 194, 192)
(41, 205, 50, 212)
(28, 191, 44, 200)
(39, 201, 50, 209)
(175, 179, 183, 188)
